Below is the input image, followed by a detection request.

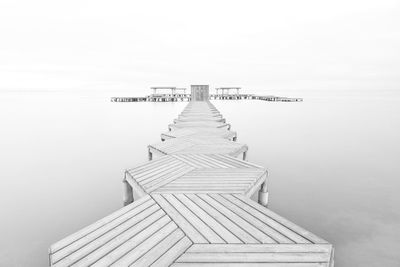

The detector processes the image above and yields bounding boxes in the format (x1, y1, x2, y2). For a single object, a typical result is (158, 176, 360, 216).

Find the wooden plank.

(175, 194, 242, 244)
(169, 181, 251, 185)
(52, 204, 164, 265)
(129, 160, 179, 181)
(215, 154, 265, 169)
(90, 215, 172, 266)
(111, 221, 178, 266)
(139, 164, 191, 186)
(56, 209, 166, 267)
(160, 185, 248, 189)
(151, 236, 192, 266)
(153, 190, 244, 194)
(197, 194, 274, 244)
(163, 194, 225, 243)
(134, 161, 185, 182)
(194, 154, 236, 168)
(185, 154, 221, 168)
(144, 166, 195, 193)
(187, 244, 333, 253)
(127, 156, 174, 173)
(181, 170, 264, 175)
(176, 252, 331, 263)
(185, 194, 259, 244)
(171, 263, 328, 267)
(174, 154, 212, 168)
(162, 128, 237, 141)
(206, 154, 247, 168)
(49, 195, 151, 254)
(130, 228, 185, 266)
(138, 163, 190, 185)
(222, 194, 310, 244)
(233, 194, 328, 244)
(152, 194, 208, 244)
(210, 194, 293, 244)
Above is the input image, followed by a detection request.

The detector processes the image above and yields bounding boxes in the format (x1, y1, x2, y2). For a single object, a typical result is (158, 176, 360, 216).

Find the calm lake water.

(0, 91, 399, 266)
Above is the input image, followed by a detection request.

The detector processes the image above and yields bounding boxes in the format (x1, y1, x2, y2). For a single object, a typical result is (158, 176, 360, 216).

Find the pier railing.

(111, 94, 303, 102)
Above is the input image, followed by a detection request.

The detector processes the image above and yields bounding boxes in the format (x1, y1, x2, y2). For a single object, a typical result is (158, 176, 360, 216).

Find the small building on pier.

(191, 85, 209, 101)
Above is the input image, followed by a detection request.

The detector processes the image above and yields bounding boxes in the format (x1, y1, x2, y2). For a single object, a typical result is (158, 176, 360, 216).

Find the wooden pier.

(111, 94, 303, 102)
(49, 85, 332, 266)
(111, 86, 303, 103)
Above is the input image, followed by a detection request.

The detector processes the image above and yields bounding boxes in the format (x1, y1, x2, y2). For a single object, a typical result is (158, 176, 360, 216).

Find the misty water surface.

(0, 91, 399, 266)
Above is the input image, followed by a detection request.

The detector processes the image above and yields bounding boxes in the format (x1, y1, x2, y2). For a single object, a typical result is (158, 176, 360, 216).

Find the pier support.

(148, 149, 153, 161)
(243, 151, 247, 161)
(258, 181, 268, 207)
(123, 178, 134, 206)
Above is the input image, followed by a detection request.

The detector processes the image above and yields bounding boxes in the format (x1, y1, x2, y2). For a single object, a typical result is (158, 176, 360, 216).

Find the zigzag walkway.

(49, 101, 334, 266)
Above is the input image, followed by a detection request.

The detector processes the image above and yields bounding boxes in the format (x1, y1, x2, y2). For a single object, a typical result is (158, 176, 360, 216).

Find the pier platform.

(49, 87, 332, 266)
(111, 94, 303, 103)
(160, 128, 237, 142)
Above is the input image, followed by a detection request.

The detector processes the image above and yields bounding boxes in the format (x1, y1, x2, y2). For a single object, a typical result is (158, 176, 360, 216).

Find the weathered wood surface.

(169, 121, 231, 131)
(49, 99, 333, 266)
(149, 137, 248, 159)
(49, 195, 193, 266)
(161, 127, 237, 141)
(49, 193, 332, 266)
(125, 154, 266, 196)
(174, 117, 226, 123)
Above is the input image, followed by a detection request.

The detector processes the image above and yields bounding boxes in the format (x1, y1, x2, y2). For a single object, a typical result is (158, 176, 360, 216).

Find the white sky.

(0, 0, 399, 93)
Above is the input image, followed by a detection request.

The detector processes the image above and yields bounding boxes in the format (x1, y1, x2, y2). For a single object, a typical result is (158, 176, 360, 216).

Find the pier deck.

(169, 121, 231, 131)
(49, 93, 333, 266)
(160, 128, 237, 141)
(49, 194, 332, 266)
(124, 154, 266, 196)
(148, 138, 248, 160)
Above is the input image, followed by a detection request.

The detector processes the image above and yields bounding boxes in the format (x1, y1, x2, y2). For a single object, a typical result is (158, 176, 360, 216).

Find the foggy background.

(1, 0, 399, 94)
(1, 1, 400, 267)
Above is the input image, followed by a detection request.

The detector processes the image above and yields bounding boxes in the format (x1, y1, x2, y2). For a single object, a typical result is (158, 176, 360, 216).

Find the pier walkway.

(49, 99, 333, 266)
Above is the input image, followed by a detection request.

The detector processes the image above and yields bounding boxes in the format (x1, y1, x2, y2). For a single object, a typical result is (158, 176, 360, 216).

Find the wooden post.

(258, 180, 268, 207)
(123, 178, 134, 206)
(243, 151, 247, 161)
(148, 148, 153, 160)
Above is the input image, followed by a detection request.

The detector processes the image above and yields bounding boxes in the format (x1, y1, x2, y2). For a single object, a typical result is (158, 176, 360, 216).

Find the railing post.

(258, 180, 268, 207)
(123, 173, 134, 206)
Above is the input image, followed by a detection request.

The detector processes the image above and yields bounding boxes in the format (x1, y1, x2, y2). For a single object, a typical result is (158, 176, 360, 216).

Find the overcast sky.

(0, 0, 399, 94)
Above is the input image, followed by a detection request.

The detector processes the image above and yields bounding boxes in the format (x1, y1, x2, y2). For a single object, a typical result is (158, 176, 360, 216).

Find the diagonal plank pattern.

(49, 95, 333, 266)
(125, 154, 267, 197)
(160, 127, 237, 142)
(148, 137, 248, 160)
